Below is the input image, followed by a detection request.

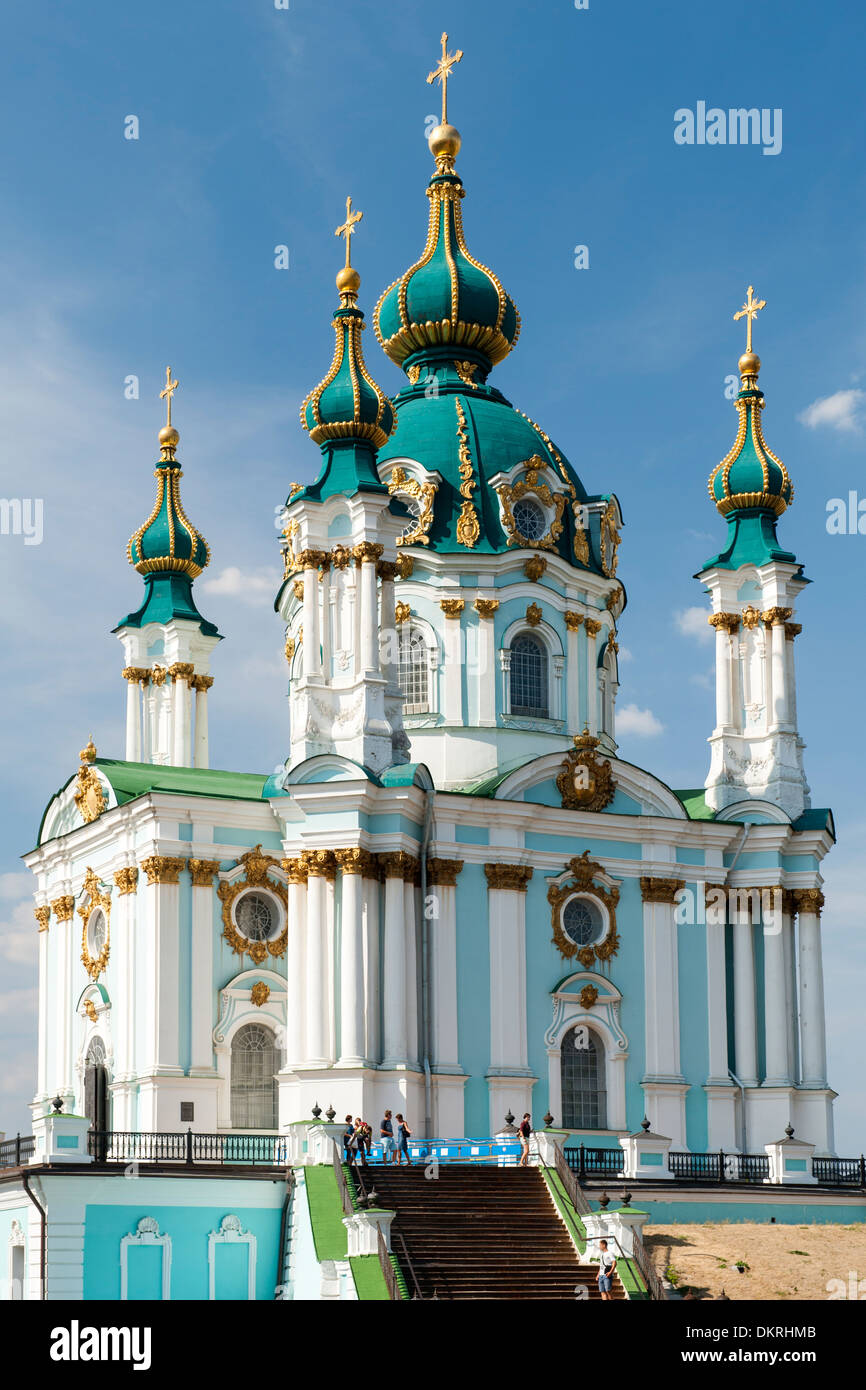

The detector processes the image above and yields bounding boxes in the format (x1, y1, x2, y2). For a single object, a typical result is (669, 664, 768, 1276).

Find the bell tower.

(698, 290, 809, 818)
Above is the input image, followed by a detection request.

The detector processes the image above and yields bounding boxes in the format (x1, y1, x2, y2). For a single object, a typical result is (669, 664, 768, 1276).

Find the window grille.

(561, 1028, 607, 1130)
(562, 897, 602, 947)
(236, 892, 277, 942)
(230, 1024, 280, 1130)
(510, 634, 549, 718)
(513, 496, 547, 540)
(398, 625, 430, 714)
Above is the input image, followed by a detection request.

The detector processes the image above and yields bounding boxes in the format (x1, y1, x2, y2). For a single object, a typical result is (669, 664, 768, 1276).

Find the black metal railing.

(669, 1150, 725, 1182)
(554, 1143, 592, 1216)
(553, 1146, 661, 1301)
(565, 1145, 626, 1180)
(0, 1134, 35, 1168)
(332, 1140, 355, 1217)
(814, 1156, 865, 1187)
(737, 1153, 770, 1184)
(86, 1129, 289, 1166)
(377, 1226, 404, 1302)
(631, 1224, 666, 1302)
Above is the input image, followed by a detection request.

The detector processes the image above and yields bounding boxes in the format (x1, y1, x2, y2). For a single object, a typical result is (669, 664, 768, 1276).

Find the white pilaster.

(284, 865, 306, 1067)
(565, 615, 582, 732)
(363, 875, 380, 1064)
(189, 862, 219, 1076)
(441, 608, 463, 724)
(303, 861, 332, 1066)
(124, 675, 141, 761)
(381, 858, 409, 1068)
(428, 865, 461, 1072)
(193, 677, 211, 769)
(732, 905, 758, 1087)
(475, 602, 497, 725)
(302, 557, 322, 679)
(404, 879, 419, 1069)
(336, 855, 366, 1067)
(797, 894, 827, 1087)
(763, 895, 790, 1085)
(585, 621, 600, 736)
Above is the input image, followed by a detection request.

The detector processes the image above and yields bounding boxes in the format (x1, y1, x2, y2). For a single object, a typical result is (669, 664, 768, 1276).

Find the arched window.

(231, 1024, 280, 1129)
(84, 1035, 109, 1150)
(561, 1026, 607, 1130)
(562, 897, 604, 948)
(398, 624, 430, 714)
(512, 496, 547, 542)
(510, 633, 549, 718)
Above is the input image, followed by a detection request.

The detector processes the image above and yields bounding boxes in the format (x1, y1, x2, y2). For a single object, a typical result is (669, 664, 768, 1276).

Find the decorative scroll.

(79, 867, 111, 981)
(555, 731, 616, 812)
(496, 457, 566, 551)
(387, 466, 437, 547)
(217, 845, 288, 965)
(547, 852, 620, 964)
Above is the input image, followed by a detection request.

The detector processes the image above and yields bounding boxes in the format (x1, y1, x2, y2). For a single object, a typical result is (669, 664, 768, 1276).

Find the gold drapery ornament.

(84, 999, 99, 1023)
(79, 867, 111, 981)
(555, 731, 616, 812)
(599, 501, 620, 578)
(454, 397, 480, 548)
(388, 466, 437, 547)
(395, 553, 414, 579)
(395, 602, 412, 625)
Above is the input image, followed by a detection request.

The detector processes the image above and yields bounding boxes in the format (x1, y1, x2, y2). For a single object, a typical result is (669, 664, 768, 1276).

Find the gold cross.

(160, 366, 179, 427)
(733, 285, 766, 355)
(427, 31, 463, 125)
(335, 196, 363, 269)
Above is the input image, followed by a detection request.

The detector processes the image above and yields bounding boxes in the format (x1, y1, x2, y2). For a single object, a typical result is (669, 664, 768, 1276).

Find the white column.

(785, 624, 800, 729)
(474, 601, 498, 725)
(141, 857, 184, 1077)
(301, 553, 322, 678)
(193, 677, 212, 769)
(379, 565, 398, 687)
(320, 563, 332, 682)
(36, 908, 50, 1096)
(485, 866, 531, 1071)
(797, 892, 827, 1086)
(381, 856, 410, 1067)
(767, 612, 790, 727)
(428, 862, 462, 1071)
(363, 874, 380, 1064)
(565, 614, 582, 732)
(171, 666, 193, 766)
(782, 902, 799, 1081)
(357, 548, 381, 676)
(641, 880, 683, 1078)
(441, 606, 463, 723)
(156, 675, 172, 762)
(142, 679, 155, 763)
(732, 897, 759, 1087)
(335, 853, 366, 1067)
(283, 863, 306, 1067)
(50, 896, 75, 1102)
(585, 619, 601, 735)
(710, 616, 736, 731)
(404, 878, 419, 1068)
(124, 671, 141, 761)
(763, 889, 790, 1085)
(189, 861, 219, 1075)
(705, 915, 729, 1082)
(303, 856, 333, 1066)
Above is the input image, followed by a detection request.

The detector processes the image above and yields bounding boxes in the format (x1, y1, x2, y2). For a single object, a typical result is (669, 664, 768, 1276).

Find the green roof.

(674, 789, 717, 821)
(96, 759, 268, 805)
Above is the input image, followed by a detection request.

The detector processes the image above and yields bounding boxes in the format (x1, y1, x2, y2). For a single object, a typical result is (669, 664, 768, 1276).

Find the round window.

(87, 909, 107, 957)
(513, 496, 547, 541)
(562, 897, 603, 947)
(235, 892, 279, 942)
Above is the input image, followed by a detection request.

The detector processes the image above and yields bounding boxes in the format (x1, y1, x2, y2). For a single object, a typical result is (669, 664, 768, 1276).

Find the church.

(1, 36, 848, 1301)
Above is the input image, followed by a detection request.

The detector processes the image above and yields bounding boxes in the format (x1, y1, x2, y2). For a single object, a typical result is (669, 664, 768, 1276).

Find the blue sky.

(1, 0, 864, 1151)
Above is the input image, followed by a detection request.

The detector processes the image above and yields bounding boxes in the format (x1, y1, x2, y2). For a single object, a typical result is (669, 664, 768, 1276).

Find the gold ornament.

(564, 610, 584, 632)
(395, 553, 414, 579)
(473, 599, 499, 618)
(79, 867, 111, 981)
(426, 858, 464, 887)
(378, 851, 419, 883)
(293, 580, 304, 602)
(440, 598, 465, 618)
(573, 502, 590, 566)
(741, 605, 762, 629)
(497, 460, 566, 552)
(73, 740, 105, 825)
(84, 999, 99, 1023)
(524, 555, 547, 582)
(733, 284, 766, 358)
(388, 466, 437, 547)
(708, 612, 740, 635)
(189, 858, 221, 887)
(639, 876, 685, 905)
(51, 895, 75, 922)
(599, 501, 620, 578)
(284, 637, 296, 663)
(395, 602, 412, 625)
(555, 731, 616, 812)
(454, 360, 479, 388)
(548, 852, 620, 964)
(250, 981, 271, 1008)
(140, 855, 186, 885)
(483, 863, 533, 892)
(579, 984, 599, 1010)
(113, 867, 139, 895)
(454, 397, 480, 548)
(218, 846, 288, 963)
(35, 906, 51, 933)
(525, 602, 542, 627)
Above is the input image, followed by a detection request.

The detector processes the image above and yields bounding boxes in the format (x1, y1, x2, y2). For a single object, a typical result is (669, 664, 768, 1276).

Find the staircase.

(357, 1163, 627, 1300)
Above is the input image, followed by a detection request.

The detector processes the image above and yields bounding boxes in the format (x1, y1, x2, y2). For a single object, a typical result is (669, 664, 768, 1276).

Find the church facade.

(19, 49, 837, 1188)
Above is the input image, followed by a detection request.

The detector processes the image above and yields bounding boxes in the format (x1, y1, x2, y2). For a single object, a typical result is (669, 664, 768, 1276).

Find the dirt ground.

(643, 1221, 866, 1300)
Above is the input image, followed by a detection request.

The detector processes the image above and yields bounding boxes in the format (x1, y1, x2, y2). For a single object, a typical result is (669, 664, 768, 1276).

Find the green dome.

(708, 384, 793, 517)
(301, 303, 395, 450)
(127, 457, 210, 579)
(374, 172, 519, 376)
(377, 365, 612, 574)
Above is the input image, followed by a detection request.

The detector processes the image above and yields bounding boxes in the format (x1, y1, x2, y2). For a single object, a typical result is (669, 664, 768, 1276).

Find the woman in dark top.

(518, 1113, 532, 1167)
(395, 1113, 412, 1166)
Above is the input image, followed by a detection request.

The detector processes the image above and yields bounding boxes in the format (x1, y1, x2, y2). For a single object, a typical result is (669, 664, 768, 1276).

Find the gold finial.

(427, 31, 463, 125)
(733, 286, 766, 380)
(80, 736, 97, 764)
(334, 196, 363, 304)
(158, 366, 180, 459)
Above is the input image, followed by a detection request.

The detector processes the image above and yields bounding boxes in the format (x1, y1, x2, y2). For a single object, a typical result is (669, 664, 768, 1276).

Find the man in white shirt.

(596, 1239, 617, 1301)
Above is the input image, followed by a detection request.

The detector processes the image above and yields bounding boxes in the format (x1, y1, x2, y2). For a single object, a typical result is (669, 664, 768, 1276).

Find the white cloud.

(0, 873, 31, 901)
(675, 606, 713, 643)
(689, 667, 714, 690)
(0, 988, 37, 1019)
(0, 897, 39, 965)
(798, 389, 864, 433)
(617, 703, 664, 737)
(201, 566, 281, 601)
(617, 645, 633, 663)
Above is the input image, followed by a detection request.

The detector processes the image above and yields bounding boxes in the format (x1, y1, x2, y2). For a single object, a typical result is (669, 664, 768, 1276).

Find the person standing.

(380, 1110, 396, 1164)
(596, 1240, 617, 1301)
(352, 1117, 368, 1167)
(395, 1113, 412, 1166)
(359, 1117, 372, 1162)
(343, 1114, 356, 1165)
(518, 1113, 532, 1167)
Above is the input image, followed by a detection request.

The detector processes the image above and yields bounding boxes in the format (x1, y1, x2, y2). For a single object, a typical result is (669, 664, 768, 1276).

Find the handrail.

(377, 1225, 403, 1301)
(332, 1140, 354, 1217)
(630, 1224, 666, 1302)
(553, 1142, 591, 1216)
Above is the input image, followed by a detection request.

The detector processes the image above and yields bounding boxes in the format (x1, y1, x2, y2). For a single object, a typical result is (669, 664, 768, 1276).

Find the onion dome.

(295, 198, 396, 501)
(116, 370, 219, 637)
(373, 35, 519, 381)
(702, 290, 798, 572)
